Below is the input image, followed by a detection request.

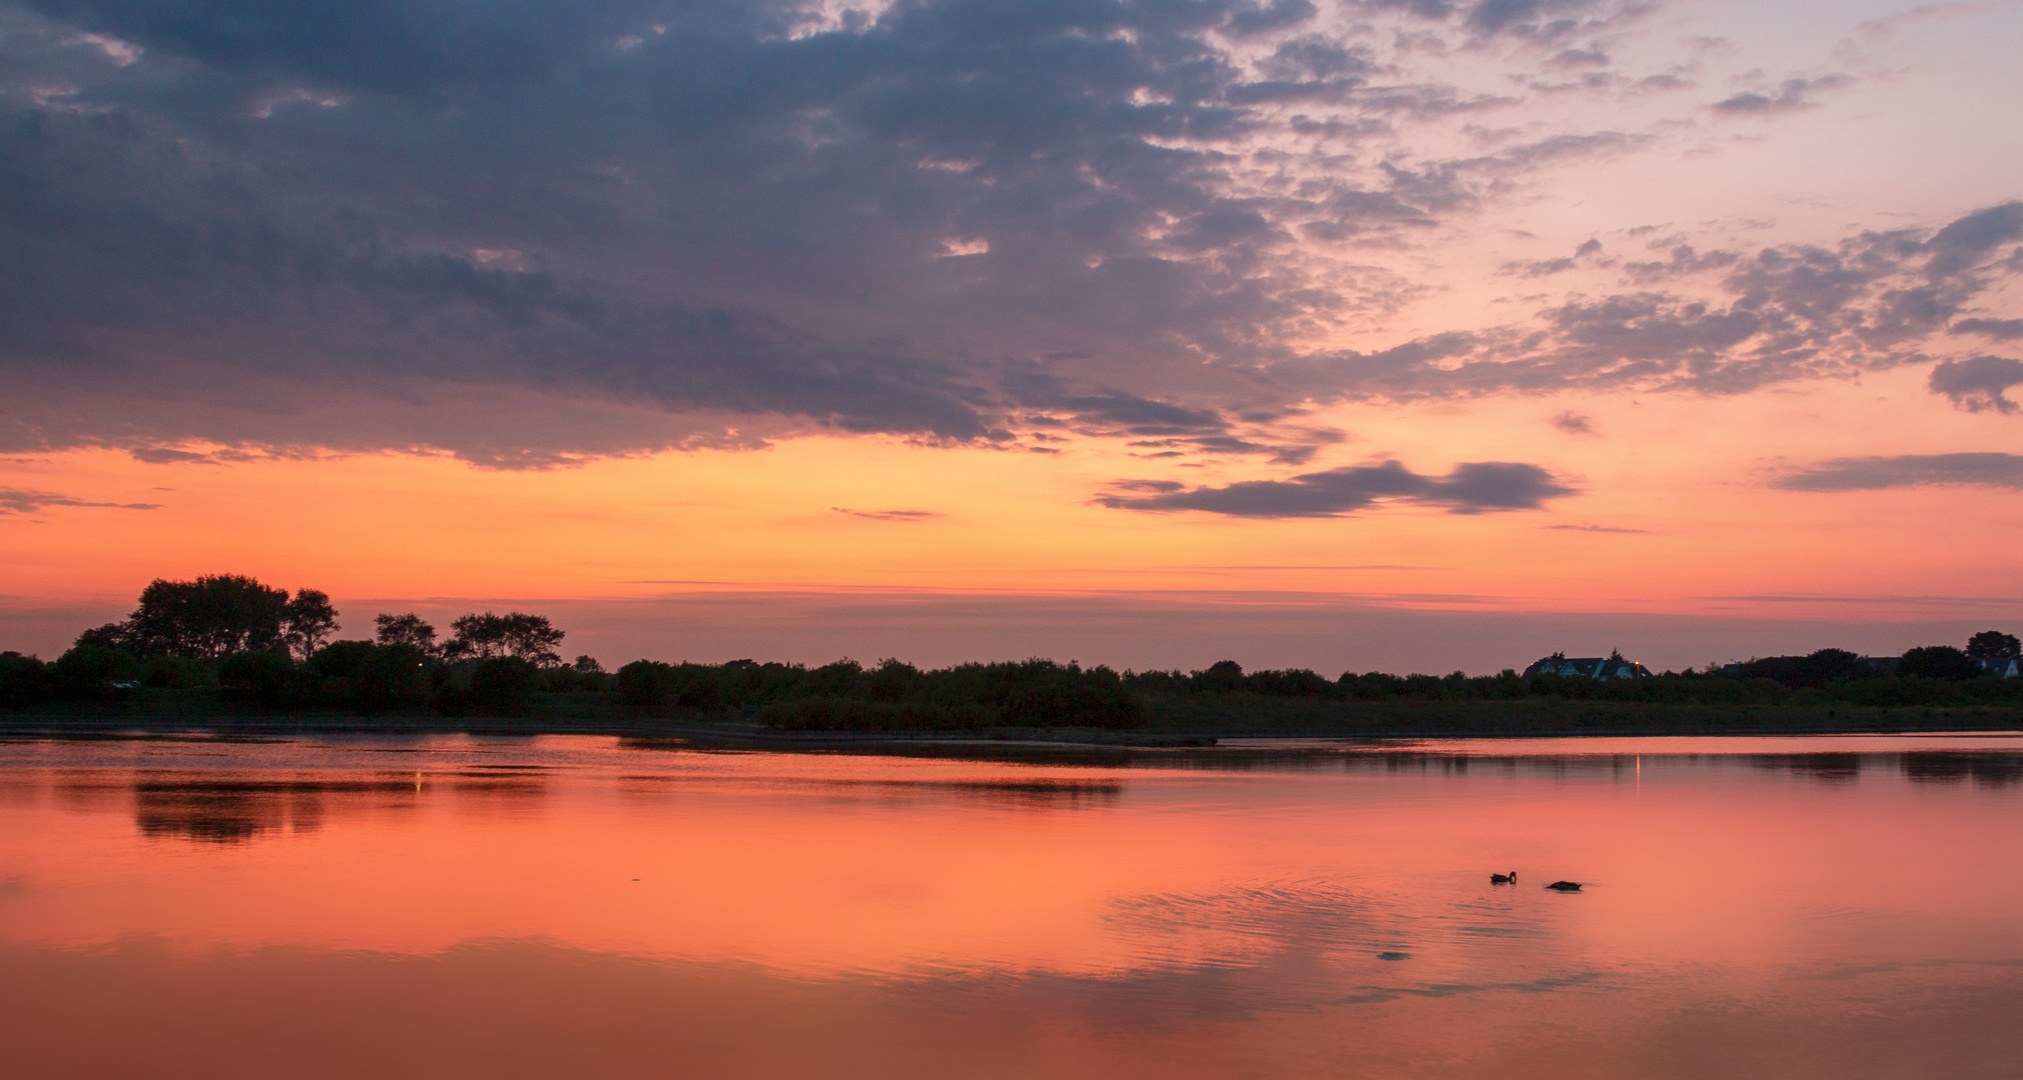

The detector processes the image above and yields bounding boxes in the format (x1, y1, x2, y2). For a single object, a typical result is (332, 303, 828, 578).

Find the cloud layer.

(0, 0, 2017, 470)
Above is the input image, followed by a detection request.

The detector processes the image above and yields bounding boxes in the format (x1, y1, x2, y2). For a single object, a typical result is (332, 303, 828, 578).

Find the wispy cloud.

(1771, 453, 2023, 491)
(832, 508, 945, 522)
(0, 488, 162, 514)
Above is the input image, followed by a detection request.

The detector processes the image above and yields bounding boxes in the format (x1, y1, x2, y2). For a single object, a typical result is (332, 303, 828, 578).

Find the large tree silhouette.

(1965, 630, 2021, 659)
(442, 612, 564, 666)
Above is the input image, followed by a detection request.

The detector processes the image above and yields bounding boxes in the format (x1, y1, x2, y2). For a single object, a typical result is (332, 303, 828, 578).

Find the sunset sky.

(4, 0, 2021, 672)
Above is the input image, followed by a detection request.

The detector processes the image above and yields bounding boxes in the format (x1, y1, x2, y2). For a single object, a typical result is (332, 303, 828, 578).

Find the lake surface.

(2, 733, 2020, 1079)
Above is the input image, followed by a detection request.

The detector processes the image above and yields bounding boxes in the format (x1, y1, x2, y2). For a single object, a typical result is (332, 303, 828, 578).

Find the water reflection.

(1754, 752, 1865, 782)
(13, 765, 551, 845)
(0, 733, 2019, 1079)
(1900, 751, 2023, 787)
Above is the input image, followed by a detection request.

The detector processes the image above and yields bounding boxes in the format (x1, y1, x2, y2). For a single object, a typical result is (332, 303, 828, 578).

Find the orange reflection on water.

(1, 734, 2021, 1078)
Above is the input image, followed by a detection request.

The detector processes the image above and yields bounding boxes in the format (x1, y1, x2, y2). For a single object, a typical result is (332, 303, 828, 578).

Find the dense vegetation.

(5, 575, 2023, 731)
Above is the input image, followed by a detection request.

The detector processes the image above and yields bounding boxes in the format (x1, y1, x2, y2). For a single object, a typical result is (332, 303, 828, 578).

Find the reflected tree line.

(4, 574, 2023, 730)
(1749, 751, 2023, 787)
(22, 767, 551, 845)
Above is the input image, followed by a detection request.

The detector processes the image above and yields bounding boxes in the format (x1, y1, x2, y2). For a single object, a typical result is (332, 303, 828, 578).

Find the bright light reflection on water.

(1, 733, 2020, 1078)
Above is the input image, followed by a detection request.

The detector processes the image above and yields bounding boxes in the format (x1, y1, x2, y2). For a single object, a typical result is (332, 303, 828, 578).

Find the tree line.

(0, 574, 601, 713)
(3, 574, 2023, 723)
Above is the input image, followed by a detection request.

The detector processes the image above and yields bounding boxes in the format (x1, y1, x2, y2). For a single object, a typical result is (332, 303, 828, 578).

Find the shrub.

(466, 656, 540, 714)
(307, 640, 378, 679)
(55, 643, 140, 692)
(0, 652, 53, 707)
(217, 649, 297, 705)
(140, 655, 209, 689)
(354, 643, 431, 710)
(1005, 680, 1142, 728)
(762, 698, 975, 732)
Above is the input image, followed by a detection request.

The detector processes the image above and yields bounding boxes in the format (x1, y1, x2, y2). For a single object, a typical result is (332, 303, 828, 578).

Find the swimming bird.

(1490, 871, 1516, 884)
(1545, 880, 1583, 892)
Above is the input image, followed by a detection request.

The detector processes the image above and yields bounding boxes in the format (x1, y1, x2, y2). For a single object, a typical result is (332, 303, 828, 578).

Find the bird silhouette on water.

(1545, 881, 1583, 892)
(1490, 871, 1517, 884)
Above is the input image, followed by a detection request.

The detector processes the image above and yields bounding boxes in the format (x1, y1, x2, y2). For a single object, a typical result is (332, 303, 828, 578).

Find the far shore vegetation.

(5, 574, 2023, 740)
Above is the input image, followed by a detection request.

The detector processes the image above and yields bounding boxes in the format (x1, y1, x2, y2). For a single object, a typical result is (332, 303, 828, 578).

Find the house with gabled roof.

(1522, 652, 1652, 680)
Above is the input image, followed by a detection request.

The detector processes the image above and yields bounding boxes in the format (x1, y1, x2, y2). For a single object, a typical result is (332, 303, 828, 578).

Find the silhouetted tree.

(1966, 630, 2021, 659)
(375, 613, 438, 654)
(1899, 645, 1982, 681)
(1734, 648, 1870, 689)
(442, 612, 565, 666)
(1193, 660, 1245, 693)
(85, 575, 309, 660)
(281, 589, 339, 661)
(571, 655, 604, 674)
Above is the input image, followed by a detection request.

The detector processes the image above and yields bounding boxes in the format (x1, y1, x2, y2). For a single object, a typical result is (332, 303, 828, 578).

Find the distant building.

(1523, 655, 1651, 680)
(1976, 657, 2022, 678)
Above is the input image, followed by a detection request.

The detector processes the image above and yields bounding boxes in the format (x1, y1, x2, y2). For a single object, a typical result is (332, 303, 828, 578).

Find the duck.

(1545, 880, 1583, 892)
(1490, 871, 1517, 884)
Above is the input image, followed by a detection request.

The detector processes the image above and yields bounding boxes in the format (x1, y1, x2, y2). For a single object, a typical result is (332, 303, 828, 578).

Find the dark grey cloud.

(23, 0, 673, 93)
(1771, 453, 2023, 492)
(0, 487, 162, 513)
(1095, 459, 1576, 517)
(1545, 523, 1646, 533)
(1924, 202, 2023, 279)
(0, 0, 2008, 472)
(11, 0, 1605, 464)
(1953, 318, 2023, 341)
(1550, 410, 1591, 433)
(130, 447, 221, 464)
(1928, 355, 2023, 414)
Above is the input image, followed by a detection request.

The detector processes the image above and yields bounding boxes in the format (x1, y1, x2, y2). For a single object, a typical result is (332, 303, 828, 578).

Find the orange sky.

(4, 0, 2023, 671)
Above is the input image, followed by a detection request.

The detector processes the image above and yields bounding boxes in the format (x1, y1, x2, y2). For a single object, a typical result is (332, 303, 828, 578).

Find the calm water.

(2, 733, 2020, 1079)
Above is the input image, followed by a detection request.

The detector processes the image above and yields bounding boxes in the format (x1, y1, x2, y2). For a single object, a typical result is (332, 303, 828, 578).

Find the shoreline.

(4, 708, 2021, 760)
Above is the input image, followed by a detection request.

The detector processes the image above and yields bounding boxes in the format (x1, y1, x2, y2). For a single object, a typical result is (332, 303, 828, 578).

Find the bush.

(354, 643, 431, 710)
(615, 660, 725, 712)
(307, 640, 379, 680)
(762, 698, 973, 731)
(466, 656, 540, 714)
(55, 643, 140, 692)
(140, 655, 209, 689)
(217, 649, 297, 705)
(1732, 648, 1872, 689)
(540, 666, 611, 692)
(0, 652, 53, 707)
(1005, 681, 1142, 728)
